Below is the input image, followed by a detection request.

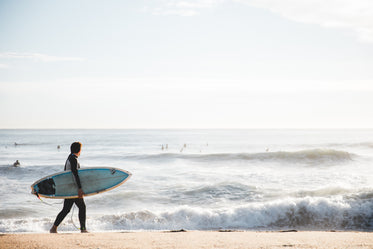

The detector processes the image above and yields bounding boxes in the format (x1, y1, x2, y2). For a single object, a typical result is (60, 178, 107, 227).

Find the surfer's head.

(71, 142, 82, 156)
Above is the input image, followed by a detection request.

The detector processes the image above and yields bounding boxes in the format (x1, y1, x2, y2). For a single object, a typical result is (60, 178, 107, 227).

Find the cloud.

(147, 0, 373, 43)
(237, 0, 373, 43)
(147, 0, 224, 16)
(0, 52, 85, 62)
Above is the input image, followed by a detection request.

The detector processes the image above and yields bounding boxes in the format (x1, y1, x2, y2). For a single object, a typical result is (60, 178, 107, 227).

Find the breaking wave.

(86, 195, 373, 231)
(123, 149, 353, 164)
(3, 195, 372, 233)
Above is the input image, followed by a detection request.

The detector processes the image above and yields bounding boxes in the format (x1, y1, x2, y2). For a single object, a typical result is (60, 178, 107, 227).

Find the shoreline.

(1, 228, 370, 234)
(1, 231, 373, 249)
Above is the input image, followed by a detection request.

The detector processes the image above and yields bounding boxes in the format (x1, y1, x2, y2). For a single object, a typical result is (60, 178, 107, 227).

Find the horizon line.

(1, 127, 373, 130)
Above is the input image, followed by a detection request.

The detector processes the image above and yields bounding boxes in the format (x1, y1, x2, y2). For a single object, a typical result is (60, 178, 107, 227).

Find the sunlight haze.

(1, 0, 373, 128)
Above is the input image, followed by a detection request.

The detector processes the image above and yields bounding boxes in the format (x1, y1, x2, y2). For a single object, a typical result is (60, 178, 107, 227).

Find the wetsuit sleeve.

(70, 156, 82, 189)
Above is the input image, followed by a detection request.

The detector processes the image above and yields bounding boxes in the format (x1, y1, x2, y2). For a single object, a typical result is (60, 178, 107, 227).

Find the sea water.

(1, 129, 373, 233)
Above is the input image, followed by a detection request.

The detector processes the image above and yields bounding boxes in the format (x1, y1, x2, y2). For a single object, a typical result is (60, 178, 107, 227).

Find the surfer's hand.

(78, 188, 84, 198)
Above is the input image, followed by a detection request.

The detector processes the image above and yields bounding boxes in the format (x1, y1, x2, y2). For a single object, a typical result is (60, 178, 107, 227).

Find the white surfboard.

(31, 167, 131, 199)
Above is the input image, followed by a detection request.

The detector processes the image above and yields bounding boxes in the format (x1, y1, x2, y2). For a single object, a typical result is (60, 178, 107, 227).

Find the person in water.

(50, 142, 88, 233)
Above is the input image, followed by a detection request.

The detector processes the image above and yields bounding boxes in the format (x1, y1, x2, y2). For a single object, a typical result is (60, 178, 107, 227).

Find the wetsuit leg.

(74, 198, 86, 230)
(54, 199, 74, 227)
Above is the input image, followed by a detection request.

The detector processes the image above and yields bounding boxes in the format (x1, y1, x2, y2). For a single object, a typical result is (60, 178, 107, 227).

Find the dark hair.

(70, 142, 82, 154)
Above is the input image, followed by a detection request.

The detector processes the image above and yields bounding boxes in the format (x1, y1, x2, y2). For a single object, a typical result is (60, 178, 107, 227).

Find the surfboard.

(31, 167, 131, 199)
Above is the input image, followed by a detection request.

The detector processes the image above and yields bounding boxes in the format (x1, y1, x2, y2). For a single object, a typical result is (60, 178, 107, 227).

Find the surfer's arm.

(70, 157, 82, 189)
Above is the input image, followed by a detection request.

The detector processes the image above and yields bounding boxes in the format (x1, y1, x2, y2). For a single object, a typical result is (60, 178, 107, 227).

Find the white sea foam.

(2, 195, 372, 233)
(93, 196, 373, 231)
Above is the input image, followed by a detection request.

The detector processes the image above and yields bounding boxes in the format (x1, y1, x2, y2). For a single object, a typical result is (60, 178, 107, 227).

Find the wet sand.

(1, 231, 373, 249)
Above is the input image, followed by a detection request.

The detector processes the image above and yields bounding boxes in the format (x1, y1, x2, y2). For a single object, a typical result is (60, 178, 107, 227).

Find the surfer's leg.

(51, 199, 74, 232)
(74, 198, 87, 232)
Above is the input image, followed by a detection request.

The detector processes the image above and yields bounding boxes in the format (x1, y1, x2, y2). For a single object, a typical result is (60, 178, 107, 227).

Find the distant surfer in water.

(50, 142, 88, 233)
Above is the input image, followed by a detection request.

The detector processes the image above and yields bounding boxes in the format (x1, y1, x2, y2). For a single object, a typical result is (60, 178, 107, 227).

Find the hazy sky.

(1, 0, 373, 129)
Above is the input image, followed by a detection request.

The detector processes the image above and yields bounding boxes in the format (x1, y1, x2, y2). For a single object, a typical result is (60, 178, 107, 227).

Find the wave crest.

(125, 149, 353, 164)
(92, 196, 373, 231)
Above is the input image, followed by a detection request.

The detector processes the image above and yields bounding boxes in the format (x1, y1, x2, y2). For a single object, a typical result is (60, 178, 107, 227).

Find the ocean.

(1, 129, 373, 233)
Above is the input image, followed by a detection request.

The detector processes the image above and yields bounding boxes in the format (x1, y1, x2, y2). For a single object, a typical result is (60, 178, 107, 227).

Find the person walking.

(50, 142, 88, 233)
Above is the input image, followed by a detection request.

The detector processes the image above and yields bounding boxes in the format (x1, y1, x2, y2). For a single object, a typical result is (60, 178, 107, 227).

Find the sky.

(1, 0, 373, 129)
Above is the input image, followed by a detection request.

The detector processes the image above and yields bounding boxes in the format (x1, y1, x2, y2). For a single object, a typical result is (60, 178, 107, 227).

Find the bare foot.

(81, 229, 89, 233)
(50, 225, 58, 233)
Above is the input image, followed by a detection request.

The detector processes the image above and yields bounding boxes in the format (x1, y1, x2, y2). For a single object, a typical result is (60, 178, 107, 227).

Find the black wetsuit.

(53, 154, 86, 230)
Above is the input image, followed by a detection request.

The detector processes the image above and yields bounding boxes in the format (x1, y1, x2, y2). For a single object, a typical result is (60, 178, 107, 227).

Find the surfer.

(50, 142, 88, 233)
(13, 160, 20, 167)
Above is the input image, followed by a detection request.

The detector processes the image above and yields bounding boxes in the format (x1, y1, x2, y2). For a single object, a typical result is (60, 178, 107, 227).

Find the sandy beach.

(1, 231, 373, 249)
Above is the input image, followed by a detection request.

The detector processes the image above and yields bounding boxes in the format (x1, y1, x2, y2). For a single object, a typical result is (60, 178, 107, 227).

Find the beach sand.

(1, 231, 373, 249)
